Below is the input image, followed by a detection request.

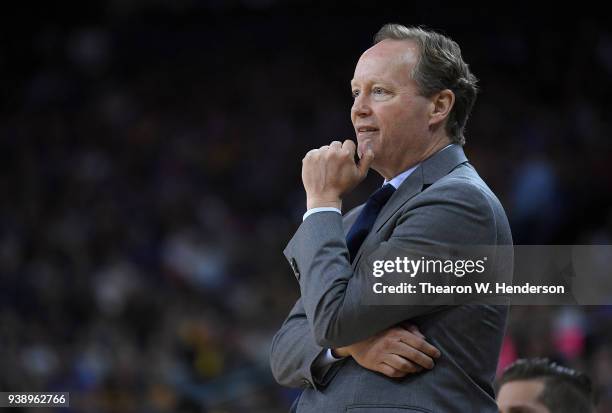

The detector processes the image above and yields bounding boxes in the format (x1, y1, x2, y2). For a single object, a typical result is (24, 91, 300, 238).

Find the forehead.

(497, 379, 548, 412)
(352, 39, 419, 85)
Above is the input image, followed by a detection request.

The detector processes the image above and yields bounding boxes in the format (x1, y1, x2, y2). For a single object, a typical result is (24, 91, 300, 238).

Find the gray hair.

(374, 24, 478, 145)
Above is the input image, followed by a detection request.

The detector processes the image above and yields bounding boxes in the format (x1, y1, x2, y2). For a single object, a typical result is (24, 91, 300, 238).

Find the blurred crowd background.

(0, 2, 611, 412)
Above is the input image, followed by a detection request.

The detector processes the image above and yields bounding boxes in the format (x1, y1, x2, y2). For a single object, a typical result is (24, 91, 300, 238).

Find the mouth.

(357, 126, 379, 133)
(356, 126, 379, 136)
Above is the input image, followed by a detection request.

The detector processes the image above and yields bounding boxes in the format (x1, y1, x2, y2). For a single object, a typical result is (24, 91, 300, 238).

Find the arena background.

(1, 2, 611, 412)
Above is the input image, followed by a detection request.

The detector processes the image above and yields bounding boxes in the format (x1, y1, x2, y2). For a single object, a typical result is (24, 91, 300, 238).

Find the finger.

(382, 353, 423, 374)
(398, 330, 441, 359)
(401, 322, 425, 339)
(357, 143, 375, 177)
(378, 362, 406, 378)
(303, 148, 319, 160)
(407, 325, 425, 339)
(341, 139, 357, 155)
(407, 325, 430, 342)
(319, 145, 330, 151)
(389, 340, 435, 370)
(329, 140, 342, 149)
(341, 139, 357, 161)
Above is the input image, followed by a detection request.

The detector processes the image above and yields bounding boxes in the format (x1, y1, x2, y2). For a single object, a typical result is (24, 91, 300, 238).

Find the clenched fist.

(302, 139, 375, 210)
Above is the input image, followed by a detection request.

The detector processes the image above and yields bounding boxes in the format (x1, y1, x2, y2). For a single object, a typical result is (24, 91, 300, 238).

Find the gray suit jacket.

(270, 145, 513, 413)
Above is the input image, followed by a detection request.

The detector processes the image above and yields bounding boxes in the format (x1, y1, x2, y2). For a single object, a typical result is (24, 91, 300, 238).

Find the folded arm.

(270, 297, 441, 388)
(269, 298, 341, 389)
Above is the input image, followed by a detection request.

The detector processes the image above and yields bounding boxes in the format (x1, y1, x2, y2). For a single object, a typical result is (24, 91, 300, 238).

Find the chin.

(358, 139, 377, 155)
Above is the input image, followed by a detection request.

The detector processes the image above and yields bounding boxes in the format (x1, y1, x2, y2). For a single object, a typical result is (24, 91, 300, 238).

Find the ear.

(428, 89, 455, 127)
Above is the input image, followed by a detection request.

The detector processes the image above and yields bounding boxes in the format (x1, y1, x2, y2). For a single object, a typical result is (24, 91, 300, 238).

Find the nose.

(351, 95, 372, 118)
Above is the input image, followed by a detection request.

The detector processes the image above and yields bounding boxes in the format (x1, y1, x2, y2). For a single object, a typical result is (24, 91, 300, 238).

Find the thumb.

(358, 145, 375, 177)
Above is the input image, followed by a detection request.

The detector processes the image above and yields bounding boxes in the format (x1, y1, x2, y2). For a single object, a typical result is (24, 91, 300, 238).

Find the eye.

(351, 89, 360, 98)
(373, 87, 387, 95)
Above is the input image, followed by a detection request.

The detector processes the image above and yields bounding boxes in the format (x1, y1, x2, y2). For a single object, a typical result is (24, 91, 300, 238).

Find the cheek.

(378, 106, 410, 136)
(375, 104, 399, 131)
(395, 105, 428, 134)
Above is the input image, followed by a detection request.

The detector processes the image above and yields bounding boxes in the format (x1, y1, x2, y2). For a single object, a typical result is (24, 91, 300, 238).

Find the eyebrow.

(350, 77, 393, 86)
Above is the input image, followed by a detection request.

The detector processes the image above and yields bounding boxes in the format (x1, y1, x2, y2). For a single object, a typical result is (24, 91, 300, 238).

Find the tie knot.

(369, 184, 396, 205)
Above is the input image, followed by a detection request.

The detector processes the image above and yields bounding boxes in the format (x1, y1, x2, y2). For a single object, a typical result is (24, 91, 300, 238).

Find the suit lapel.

(350, 144, 469, 269)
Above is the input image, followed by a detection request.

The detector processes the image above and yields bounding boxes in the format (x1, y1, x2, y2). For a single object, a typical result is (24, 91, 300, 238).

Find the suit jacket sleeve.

(284, 179, 499, 348)
(269, 297, 344, 389)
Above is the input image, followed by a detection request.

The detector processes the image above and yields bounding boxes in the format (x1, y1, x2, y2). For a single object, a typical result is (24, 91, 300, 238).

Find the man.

(270, 23, 513, 412)
(497, 358, 594, 413)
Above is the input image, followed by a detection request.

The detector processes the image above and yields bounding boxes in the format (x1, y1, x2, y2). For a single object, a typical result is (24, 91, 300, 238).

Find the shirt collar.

(383, 144, 453, 189)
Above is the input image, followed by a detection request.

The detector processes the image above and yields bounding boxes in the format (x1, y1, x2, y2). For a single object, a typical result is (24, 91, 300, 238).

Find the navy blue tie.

(346, 184, 396, 263)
